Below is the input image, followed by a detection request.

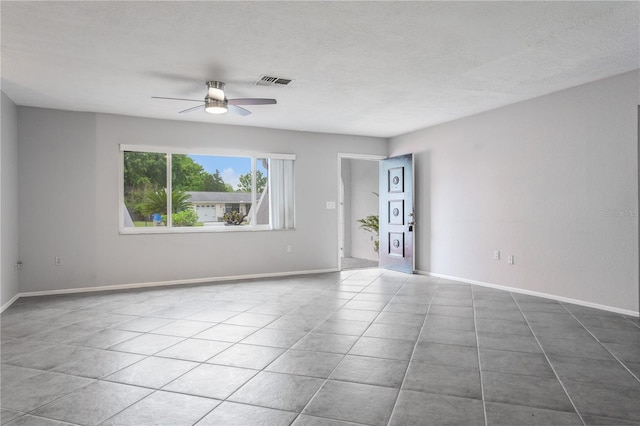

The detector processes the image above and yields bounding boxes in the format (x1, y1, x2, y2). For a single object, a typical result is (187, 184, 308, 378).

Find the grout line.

(471, 286, 489, 426)
(511, 295, 586, 426)
(560, 305, 640, 385)
(385, 276, 437, 426)
(3, 277, 363, 424)
(98, 282, 352, 425)
(13, 271, 638, 425)
(232, 272, 383, 425)
(291, 271, 410, 426)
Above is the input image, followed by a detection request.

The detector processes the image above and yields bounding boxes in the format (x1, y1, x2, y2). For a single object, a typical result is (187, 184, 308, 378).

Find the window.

(120, 145, 295, 233)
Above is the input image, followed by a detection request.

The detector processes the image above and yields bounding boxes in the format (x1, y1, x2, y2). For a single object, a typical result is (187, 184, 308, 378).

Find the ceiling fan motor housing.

(206, 81, 226, 100)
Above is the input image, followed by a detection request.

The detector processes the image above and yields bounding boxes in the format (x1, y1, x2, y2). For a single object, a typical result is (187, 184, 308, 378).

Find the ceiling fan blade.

(228, 104, 252, 116)
(152, 96, 204, 102)
(179, 105, 204, 114)
(228, 98, 277, 106)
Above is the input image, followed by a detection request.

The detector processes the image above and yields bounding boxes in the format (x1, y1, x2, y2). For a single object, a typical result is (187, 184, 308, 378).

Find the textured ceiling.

(1, 1, 638, 138)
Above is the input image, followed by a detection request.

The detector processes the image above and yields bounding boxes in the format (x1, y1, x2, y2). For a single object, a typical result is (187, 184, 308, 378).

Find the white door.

(379, 154, 414, 274)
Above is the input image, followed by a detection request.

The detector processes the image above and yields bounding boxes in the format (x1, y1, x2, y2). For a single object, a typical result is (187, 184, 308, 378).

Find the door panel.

(379, 154, 414, 273)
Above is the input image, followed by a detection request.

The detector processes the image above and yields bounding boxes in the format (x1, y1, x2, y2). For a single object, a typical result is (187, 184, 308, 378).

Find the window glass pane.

(123, 151, 167, 227)
(172, 155, 251, 227)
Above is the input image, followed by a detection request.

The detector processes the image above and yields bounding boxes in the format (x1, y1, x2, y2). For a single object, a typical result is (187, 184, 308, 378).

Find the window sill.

(119, 224, 291, 235)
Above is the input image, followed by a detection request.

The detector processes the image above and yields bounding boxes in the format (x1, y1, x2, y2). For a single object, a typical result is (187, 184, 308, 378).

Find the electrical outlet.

(508, 255, 514, 265)
(286, 245, 292, 253)
(55, 256, 62, 266)
(493, 250, 500, 260)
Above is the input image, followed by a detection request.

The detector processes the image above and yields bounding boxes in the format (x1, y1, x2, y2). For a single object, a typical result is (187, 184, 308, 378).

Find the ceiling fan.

(152, 81, 277, 116)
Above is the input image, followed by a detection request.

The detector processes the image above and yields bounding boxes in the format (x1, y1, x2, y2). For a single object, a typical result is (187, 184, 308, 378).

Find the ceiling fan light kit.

(153, 80, 277, 116)
(204, 98, 227, 114)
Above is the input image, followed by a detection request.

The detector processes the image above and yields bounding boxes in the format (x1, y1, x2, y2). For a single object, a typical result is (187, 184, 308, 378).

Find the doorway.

(338, 154, 385, 270)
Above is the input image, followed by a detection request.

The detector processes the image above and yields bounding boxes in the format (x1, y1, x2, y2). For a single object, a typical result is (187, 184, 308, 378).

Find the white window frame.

(119, 144, 295, 234)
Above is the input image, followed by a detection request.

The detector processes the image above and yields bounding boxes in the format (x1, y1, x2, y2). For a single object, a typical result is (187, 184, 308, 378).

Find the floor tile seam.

(475, 365, 557, 380)
(0, 362, 129, 384)
(1, 343, 83, 365)
(480, 397, 585, 415)
(189, 400, 223, 426)
(225, 390, 331, 415)
(624, 317, 640, 329)
(52, 351, 156, 381)
(287, 345, 356, 356)
(103, 331, 191, 357)
(572, 320, 640, 334)
(421, 324, 480, 334)
(562, 310, 640, 385)
(476, 345, 544, 356)
(383, 279, 437, 426)
(16, 377, 101, 422)
(71, 380, 156, 426)
(105, 387, 297, 426)
(417, 339, 478, 350)
(398, 385, 483, 402)
(18, 329, 107, 347)
(359, 334, 418, 342)
(421, 310, 474, 318)
(470, 286, 489, 426)
(346, 344, 415, 360)
(323, 375, 407, 391)
(104, 332, 263, 389)
(510, 294, 586, 426)
(100, 352, 205, 388)
(226, 282, 363, 426)
(296, 413, 372, 426)
(13, 412, 84, 426)
(291, 274, 410, 426)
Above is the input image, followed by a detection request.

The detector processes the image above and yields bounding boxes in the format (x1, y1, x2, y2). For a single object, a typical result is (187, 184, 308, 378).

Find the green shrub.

(141, 189, 191, 215)
(223, 211, 248, 225)
(164, 209, 199, 227)
(357, 214, 379, 252)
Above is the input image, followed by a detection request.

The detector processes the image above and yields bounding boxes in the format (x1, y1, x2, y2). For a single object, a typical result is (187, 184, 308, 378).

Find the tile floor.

(340, 257, 379, 270)
(1, 269, 639, 426)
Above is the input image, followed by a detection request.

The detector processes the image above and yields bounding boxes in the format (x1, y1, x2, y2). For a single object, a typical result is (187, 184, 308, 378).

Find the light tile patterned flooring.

(1, 269, 639, 426)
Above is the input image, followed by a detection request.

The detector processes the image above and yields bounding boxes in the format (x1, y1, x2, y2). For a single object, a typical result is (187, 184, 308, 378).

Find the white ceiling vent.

(256, 75, 293, 87)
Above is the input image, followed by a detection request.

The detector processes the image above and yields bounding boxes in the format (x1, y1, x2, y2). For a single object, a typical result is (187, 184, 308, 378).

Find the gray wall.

(17, 109, 387, 292)
(1, 92, 19, 308)
(390, 70, 640, 313)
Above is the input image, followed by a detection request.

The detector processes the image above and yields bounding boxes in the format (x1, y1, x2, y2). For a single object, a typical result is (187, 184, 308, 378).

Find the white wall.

(17, 109, 387, 292)
(347, 159, 379, 261)
(1, 92, 19, 308)
(390, 70, 640, 314)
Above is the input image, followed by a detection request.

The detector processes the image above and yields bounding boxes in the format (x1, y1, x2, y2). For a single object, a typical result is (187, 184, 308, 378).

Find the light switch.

(326, 201, 336, 210)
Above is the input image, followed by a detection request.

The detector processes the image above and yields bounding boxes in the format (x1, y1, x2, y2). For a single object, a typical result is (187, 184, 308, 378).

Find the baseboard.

(415, 270, 640, 318)
(1, 268, 338, 311)
(0, 293, 21, 313)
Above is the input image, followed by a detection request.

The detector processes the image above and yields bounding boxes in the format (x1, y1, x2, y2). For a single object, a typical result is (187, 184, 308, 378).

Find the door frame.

(337, 153, 387, 271)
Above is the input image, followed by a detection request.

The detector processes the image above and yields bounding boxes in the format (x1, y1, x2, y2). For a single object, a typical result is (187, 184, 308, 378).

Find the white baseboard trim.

(1, 294, 21, 313)
(416, 270, 639, 318)
(1, 268, 339, 312)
